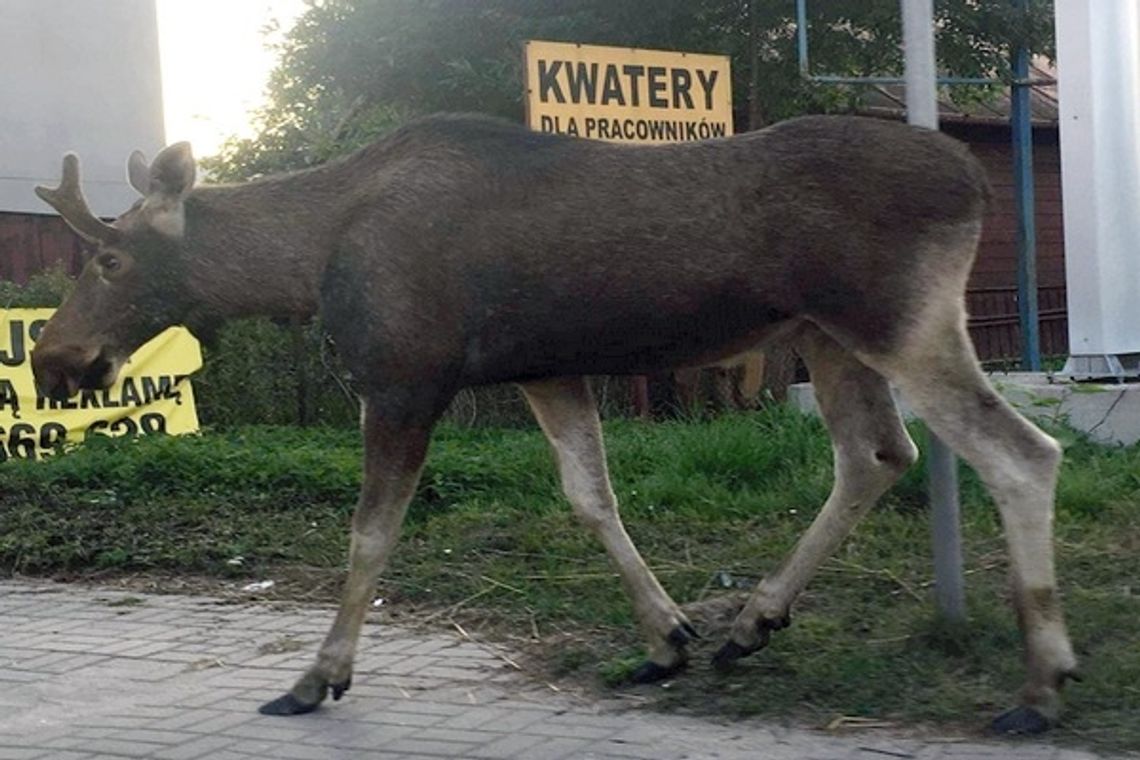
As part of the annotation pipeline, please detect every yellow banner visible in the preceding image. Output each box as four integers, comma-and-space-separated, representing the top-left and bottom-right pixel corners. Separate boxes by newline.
0, 309, 201, 461
524, 39, 734, 144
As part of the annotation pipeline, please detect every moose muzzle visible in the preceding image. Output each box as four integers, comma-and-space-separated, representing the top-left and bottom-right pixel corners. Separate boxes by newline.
31, 342, 118, 401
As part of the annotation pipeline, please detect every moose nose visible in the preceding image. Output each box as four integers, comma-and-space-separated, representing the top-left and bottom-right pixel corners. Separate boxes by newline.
30, 344, 98, 401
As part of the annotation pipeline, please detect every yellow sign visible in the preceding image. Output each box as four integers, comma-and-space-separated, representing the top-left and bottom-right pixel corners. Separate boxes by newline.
524, 39, 734, 144
0, 309, 201, 461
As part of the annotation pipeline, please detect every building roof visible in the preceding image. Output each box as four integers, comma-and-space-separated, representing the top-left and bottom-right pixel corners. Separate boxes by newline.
856, 59, 1058, 127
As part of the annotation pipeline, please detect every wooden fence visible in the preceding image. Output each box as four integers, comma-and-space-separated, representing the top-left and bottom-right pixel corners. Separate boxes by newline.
0, 214, 86, 284
966, 284, 1068, 363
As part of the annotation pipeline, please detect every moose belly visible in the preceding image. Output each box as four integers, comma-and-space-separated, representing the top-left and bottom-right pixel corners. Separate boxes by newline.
461, 290, 794, 384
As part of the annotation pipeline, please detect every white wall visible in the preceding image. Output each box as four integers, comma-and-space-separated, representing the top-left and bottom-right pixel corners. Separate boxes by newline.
1055, 0, 1140, 359
0, 0, 165, 218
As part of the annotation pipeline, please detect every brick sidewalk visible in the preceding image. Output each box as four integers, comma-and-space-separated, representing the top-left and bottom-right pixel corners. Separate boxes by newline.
0, 580, 1116, 759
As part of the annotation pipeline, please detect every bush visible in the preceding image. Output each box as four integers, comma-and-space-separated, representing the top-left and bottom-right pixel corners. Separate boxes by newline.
0, 268, 74, 307
193, 317, 359, 428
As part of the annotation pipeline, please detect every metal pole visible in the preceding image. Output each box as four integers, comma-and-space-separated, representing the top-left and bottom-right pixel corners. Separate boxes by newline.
902, 0, 967, 622
902, 1, 938, 128
796, 0, 810, 76
1012, 0, 1042, 371
926, 424, 964, 617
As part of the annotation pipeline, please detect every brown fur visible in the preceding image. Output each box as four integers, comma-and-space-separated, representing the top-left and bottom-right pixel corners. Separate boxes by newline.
31, 114, 1075, 729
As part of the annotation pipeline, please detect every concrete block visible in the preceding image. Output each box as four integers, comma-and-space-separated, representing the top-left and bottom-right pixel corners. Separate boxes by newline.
789, 373, 1140, 445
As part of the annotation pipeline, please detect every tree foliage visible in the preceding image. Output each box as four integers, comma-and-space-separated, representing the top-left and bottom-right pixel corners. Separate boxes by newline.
204, 0, 1054, 180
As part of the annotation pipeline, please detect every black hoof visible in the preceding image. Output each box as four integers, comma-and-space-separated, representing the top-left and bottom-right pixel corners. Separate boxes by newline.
991, 705, 1055, 735
629, 659, 686, 684
765, 614, 791, 632
711, 614, 789, 671
667, 622, 701, 647
258, 692, 321, 716
711, 639, 760, 671
331, 677, 352, 701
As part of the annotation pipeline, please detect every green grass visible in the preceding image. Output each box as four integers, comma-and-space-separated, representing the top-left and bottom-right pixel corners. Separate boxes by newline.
1, 408, 1138, 750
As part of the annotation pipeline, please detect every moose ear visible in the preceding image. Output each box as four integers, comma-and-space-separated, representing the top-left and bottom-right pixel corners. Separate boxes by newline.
148, 142, 195, 199
127, 150, 150, 195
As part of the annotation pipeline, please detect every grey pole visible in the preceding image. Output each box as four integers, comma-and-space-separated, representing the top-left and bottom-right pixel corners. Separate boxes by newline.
902, 1, 938, 128
1012, 0, 1042, 371
901, 0, 967, 622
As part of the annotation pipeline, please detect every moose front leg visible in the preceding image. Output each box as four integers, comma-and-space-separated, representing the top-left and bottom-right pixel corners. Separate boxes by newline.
522, 378, 698, 682
260, 402, 433, 715
714, 328, 917, 668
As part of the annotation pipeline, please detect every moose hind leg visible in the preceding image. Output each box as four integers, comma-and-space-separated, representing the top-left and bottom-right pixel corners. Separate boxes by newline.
858, 301, 1078, 733
260, 401, 434, 715
714, 326, 917, 667
522, 377, 698, 682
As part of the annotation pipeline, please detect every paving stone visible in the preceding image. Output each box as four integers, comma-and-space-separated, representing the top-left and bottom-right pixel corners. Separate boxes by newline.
468, 731, 550, 758
228, 741, 344, 760
183, 752, 248, 760
220, 720, 312, 743
383, 698, 470, 718
356, 708, 445, 728
149, 733, 236, 760
410, 726, 499, 744
21, 752, 90, 760
24, 636, 115, 653
296, 722, 416, 749
439, 705, 518, 730
105, 728, 203, 746
37, 653, 110, 674
582, 737, 687, 759
0, 669, 39, 684
517, 736, 597, 760
78, 738, 168, 758
183, 710, 258, 735
383, 736, 481, 756
68, 715, 155, 730
0, 748, 49, 760
0, 581, 1118, 760
171, 688, 250, 710
1056, 751, 1108, 760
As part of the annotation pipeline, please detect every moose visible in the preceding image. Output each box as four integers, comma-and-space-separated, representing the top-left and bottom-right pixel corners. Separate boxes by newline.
32, 113, 1078, 733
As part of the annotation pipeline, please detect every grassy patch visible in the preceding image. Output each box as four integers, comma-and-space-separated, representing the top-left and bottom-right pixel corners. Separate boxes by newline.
1, 408, 1138, 750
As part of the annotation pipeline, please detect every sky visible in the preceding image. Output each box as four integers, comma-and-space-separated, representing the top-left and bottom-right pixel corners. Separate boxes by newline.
155, 0, 307, 158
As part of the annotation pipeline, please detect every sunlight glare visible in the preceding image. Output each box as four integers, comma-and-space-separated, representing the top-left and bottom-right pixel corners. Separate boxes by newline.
155, 0, 306, 159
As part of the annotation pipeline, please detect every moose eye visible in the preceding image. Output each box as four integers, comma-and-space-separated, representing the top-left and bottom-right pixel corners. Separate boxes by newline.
98, 254, 121, 273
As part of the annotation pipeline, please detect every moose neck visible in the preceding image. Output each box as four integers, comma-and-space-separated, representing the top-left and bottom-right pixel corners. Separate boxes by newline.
180, 170, 344, 321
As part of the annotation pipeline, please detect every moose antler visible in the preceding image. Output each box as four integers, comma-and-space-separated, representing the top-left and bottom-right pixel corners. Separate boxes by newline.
35, 154, 122, 245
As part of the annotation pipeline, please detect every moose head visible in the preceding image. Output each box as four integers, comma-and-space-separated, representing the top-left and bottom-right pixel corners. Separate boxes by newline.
31, 145, 197, 400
